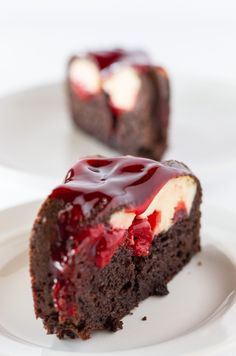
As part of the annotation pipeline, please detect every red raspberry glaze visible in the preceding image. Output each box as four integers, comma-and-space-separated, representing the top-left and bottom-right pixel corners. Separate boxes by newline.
88, 49, 124, 70
70, 81, 97, 101
50, 157, 190, 216
50, 156, 191, 264
128, 217, 153, 257
50, 156, 192, 319
173, 200, 188, 223
88, 49, 150, 71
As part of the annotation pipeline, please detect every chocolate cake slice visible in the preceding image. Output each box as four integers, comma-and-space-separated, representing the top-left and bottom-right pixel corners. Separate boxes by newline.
67, 49, 170, 160
30, 156, 201, 339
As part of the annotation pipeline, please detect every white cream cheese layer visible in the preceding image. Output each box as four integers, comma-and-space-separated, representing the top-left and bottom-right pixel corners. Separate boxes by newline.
102, 66, 141, 111
69, 59, 101, 94
69, 58, 141, 110
110, 176, 197, 235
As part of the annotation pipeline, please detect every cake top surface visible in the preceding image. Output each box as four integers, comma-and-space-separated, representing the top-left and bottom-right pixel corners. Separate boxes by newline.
50, 156, 193, 219
77, 48, 150, 72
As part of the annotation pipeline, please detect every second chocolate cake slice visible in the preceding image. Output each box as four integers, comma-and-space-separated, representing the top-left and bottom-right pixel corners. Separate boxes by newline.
67, 49, 170, 160
30, 155, 201, 339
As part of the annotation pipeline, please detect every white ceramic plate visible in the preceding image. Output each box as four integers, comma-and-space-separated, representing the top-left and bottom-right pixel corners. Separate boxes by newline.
0, 77, 235, 181
0, 201, 235, 355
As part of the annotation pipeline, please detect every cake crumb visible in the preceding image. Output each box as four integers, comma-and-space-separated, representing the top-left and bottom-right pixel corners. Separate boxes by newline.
197, 261, 202, 266
141, 316, 147, 321
42, 217, 47, 224
129, 312, 133, 315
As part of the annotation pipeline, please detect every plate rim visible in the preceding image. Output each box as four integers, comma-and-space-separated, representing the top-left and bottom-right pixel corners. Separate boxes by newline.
0, 78, 236, 180
0, 200, 236, 356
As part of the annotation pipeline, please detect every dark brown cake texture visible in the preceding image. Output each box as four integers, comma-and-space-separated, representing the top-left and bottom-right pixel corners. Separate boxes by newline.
67, 49, 170, 160
30, 156, 201, 339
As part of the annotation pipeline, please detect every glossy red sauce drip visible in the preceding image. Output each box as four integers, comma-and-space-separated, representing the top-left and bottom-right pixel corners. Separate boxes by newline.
50, 156, 191, 318
147, 210, 161, 232
70, 81, 97, 101
50, 157, 190, 266
128, 217, 152, 256
88, 49, 149, 71
173, 200, 188, 223
108, 103, 124, 117
88, 49, 124, 70
50, 157, 188, 216
53, 280, 77, 320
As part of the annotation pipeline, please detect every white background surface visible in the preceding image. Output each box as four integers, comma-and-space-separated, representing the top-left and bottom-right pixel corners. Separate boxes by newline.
1, 0, 236, 95
0, 0, 236, 212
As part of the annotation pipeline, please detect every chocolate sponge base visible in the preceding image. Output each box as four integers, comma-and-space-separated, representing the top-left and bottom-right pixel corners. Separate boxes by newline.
30, 191, 201, 340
